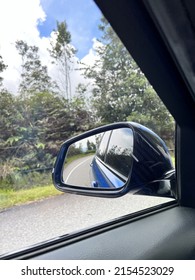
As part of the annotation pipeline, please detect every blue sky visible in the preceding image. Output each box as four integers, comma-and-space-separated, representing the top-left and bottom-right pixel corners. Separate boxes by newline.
38, 0, 102, 59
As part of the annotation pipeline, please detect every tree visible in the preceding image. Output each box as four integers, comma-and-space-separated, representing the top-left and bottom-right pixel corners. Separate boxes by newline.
0, 55, 7, 88
87, 140, 96, 152
83, 18, 149, 122
15, 40, 56, 95
42, 94, 94, 153
0, 91, 18, 163
0, 91, 94, 179
0, 42, 94, 187
82, 18, 174, 143
49, 21, 76, 99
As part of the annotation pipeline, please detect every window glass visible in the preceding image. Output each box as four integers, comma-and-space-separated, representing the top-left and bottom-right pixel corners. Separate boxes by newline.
96, 131, 111, 161
105, 128, 134, 177
0, 0, 175, 256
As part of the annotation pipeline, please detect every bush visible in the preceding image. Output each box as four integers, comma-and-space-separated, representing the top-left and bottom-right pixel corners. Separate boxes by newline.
0, 171, 52, 191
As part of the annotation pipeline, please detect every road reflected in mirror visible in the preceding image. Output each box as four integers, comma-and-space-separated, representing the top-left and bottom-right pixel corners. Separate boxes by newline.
63, 154, 95, 187
63, 127, 134, 188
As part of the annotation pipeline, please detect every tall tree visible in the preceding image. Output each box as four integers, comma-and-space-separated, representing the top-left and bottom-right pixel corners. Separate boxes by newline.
15, 40, 56, 95
49, 21, 76, 99
83, 18, 174, 143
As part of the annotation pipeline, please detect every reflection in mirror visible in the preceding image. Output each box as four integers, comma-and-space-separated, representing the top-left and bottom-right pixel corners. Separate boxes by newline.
62, 127, 134, 189
63, 134, 100, 188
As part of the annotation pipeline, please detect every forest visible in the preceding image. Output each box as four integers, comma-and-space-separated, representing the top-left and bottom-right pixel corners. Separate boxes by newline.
0, 19, 175, 191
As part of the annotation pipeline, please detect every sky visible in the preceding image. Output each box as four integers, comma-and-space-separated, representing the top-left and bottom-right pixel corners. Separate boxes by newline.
0, 0, 102, 93
39, 0, 102, 58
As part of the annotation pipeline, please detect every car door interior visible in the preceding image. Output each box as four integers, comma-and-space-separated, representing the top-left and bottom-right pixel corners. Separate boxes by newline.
4, 0, 195, 260
31, 206, 195, 260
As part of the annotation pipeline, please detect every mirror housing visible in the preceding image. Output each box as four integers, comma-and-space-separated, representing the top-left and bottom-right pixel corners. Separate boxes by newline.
52, 122, 175, 198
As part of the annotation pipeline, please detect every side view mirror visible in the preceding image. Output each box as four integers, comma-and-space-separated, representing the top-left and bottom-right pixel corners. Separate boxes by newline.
52, 122, 176, 198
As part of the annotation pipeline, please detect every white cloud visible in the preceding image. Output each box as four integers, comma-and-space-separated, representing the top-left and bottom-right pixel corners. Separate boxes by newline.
0, 0, 98, 95
0, 0, 45, 43
81, 38, 101, 66
0, 0, 46, 93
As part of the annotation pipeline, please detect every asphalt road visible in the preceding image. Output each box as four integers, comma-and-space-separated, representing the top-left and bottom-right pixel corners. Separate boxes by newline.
0, 192, 173, 256
63, 155, 94, 187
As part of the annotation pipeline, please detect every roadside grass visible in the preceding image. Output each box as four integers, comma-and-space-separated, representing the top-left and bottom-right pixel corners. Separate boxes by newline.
0, 185, 61, 210
0, 153, 94, 210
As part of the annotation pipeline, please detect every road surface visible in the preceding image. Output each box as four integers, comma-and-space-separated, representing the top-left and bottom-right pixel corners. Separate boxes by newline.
63, 155, 93, 187
0, 192, 173, 256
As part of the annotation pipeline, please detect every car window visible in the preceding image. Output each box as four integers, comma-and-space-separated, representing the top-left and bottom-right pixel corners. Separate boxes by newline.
96, 131, 111, 161
0, 0, 176, 256
105, 128, 134, 178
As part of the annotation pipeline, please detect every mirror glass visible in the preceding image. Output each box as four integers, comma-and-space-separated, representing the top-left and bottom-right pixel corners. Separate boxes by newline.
62, 127, 134, 188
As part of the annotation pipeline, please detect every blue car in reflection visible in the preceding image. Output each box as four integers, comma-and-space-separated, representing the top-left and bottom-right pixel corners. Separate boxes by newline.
91, 157, 126, 188
90, 123, 174, 191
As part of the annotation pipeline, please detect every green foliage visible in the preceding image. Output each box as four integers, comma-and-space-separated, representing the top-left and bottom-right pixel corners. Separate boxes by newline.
87, 140, 96, 151
49, 21, 76, 99
82, 17, 175, 143
51, 21, 72, 58
0, 54, 7, 87
0, 170, 52, 191
127, 86, 175, 144
67, 144, 83, 157
15, 40, 57, 95
0, 16, 175, 195
0, 89, 94, 190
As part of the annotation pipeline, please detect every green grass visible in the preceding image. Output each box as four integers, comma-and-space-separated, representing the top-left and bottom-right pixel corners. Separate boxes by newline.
0, 153, 94, 210
0, 185, 61, 210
